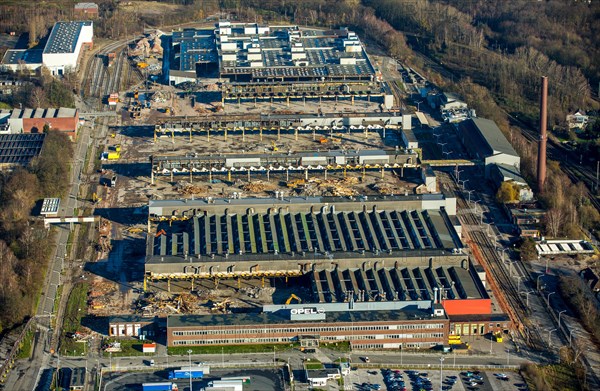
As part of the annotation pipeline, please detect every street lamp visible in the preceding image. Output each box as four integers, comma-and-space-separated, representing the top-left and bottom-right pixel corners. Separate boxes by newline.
515, 275, 524, 291
558, 310, 567, 326
439, 356, 444, 391
548, 328, 557, 347
537, 274, 544, 291
569, 329, 579, 346
547, 291, 555, 306
523, 290, 534, 307
464, 189, 474, 203
187, 349, 192, 391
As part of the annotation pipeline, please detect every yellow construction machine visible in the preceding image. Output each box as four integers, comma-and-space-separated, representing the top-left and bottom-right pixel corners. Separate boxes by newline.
285, 294, 302, 305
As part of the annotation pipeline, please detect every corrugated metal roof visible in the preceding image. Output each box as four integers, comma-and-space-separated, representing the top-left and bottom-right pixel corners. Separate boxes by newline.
470, 117, 518, 157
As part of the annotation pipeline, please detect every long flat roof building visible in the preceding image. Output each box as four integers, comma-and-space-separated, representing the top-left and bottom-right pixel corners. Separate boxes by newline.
145, 196, 463, 279
167, 306, 449, 350
457, 118, 520, 177
169, 22, 393, 108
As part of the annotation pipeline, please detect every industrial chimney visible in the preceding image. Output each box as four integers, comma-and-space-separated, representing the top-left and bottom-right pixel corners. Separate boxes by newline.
537, 76, 548, 192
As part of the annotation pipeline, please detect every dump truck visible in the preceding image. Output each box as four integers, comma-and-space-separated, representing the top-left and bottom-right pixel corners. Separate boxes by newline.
107, 151, 120, 160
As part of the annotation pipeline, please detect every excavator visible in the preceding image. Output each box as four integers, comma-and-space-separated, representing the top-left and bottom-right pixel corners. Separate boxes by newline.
285, 294, 302, 305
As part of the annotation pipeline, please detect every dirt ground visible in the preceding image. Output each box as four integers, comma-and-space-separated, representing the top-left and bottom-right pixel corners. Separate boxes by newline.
119, 1, 187, 16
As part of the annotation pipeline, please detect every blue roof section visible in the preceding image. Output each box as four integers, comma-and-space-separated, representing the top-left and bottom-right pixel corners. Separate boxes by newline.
43, 21, 92, 54
2, 49, 42, 65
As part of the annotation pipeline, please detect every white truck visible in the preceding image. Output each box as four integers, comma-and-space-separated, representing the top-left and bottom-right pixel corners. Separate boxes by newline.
205, 380, 243, 391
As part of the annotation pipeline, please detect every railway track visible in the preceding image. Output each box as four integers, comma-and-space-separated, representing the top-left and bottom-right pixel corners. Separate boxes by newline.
440, 172, 546, 351
508, 112, 600, 211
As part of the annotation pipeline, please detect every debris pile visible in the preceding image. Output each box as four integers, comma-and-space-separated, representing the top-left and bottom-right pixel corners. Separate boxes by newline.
242, 180, 276, 193
88, 279, 118, 314
301, 177, 359, 197
372, 182, 397, 195
176, 182, 208, 196
96, 218, 112, 256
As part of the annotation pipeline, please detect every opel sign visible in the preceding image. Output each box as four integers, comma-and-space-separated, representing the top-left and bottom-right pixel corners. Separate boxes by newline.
290, 307, 325, 315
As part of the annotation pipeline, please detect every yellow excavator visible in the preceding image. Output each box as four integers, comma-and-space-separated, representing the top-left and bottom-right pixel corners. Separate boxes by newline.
285, 294, 302, 305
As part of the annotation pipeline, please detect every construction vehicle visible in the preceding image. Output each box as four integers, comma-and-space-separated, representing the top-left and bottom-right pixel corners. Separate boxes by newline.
319, 136, 328, 144
271, 141, 279, 151
134, 90, 139, 100
285, 294, 302, 305
164, 107, 171, 114
137, 62, 149, 69
115, 144, 121, 152
494, 332, 503, 343
155, 229, 166, 237
211, 298, 232, 313
107, 151, 120, 160
287, 179, 306, 189
92, 193, 102, 204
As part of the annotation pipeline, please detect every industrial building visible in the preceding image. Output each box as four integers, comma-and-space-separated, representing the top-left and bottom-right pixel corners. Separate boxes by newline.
1, 21, 93, 75
457, 118, 520, 177
74, 2, 99, 18
167, 306, 449, 350
151, 148, 418, 183
69, 367, 86, 391
163, 261, 504, 349
0, 107, 79, 139
145, 195, 463, 279
0, 133, 45, 169
155, 112, 416, 146
169, 22, 393, 108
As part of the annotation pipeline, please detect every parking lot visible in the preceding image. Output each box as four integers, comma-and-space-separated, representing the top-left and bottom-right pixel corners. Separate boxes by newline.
101, 367, 285, 391
344, 368, 528, 391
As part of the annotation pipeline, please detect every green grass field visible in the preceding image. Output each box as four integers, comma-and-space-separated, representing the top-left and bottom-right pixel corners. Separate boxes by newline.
59, 282, 89, 356
168, 342, 299, 356
15, 329, 34, 360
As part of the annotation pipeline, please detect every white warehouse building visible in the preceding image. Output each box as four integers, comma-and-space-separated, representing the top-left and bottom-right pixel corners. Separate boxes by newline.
2, 21, 93, 75
43, 21, 93, 75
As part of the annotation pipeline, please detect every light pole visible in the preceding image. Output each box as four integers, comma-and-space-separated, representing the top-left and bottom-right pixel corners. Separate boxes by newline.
537, 274, 544, 291
439, 356, 444, 391
558, 310, 567, 326
506, 348, 510, 365
523, 290, 534, 307
490, 333, 493, 354
546, 291, 555, 306
187, 349, 192, 391
545, 257, 549, 274
464, 189, 474, 203
548, 328, 557, 347
515, 275, 524, 291
569, 329, 578, 346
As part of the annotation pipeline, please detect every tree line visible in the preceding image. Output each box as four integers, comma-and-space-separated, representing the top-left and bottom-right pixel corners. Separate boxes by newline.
0, 131, 73, 333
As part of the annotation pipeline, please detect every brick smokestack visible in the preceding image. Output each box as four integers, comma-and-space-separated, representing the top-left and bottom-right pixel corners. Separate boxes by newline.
537, 76, 548, 192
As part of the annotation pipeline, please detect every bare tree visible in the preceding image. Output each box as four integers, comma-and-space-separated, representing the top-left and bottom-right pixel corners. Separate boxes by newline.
545, 208, 564, 238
